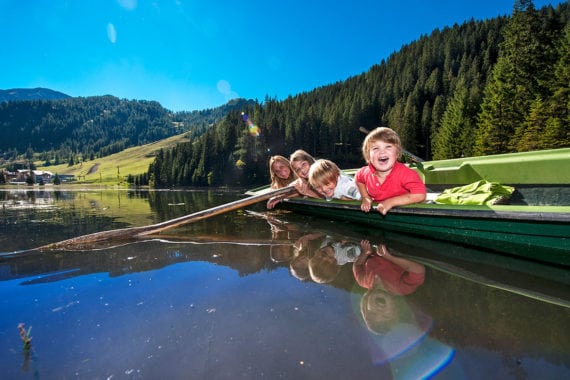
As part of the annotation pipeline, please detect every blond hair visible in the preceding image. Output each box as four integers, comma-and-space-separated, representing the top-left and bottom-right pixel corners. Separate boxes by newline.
308, 159, 340, 189
290, 149, 316, 166
361, 127, 403, 163
269, 155, 296, 189
289, 255, 310, 281
308, 252, 340, 284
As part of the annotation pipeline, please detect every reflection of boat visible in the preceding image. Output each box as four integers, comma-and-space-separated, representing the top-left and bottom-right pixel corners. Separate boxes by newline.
248, 148, 570, 266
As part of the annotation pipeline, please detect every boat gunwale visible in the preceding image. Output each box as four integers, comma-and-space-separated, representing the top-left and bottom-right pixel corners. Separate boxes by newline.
280, 197, 570, 223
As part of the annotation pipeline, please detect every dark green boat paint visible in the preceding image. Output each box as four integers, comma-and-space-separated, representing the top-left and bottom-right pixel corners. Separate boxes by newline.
278, 198, 570, 266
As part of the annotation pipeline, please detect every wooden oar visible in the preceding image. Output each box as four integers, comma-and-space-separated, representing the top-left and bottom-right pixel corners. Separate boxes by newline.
37, 185, 297, 252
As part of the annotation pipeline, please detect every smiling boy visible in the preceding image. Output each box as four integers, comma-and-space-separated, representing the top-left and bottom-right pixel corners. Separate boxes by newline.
308, 159, 361, 201
355, 127, 426, 215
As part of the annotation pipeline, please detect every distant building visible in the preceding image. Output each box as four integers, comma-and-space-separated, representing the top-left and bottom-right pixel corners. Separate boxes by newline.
15, 169, 53, 183
7, 170, 75, 184
58, 174, 75, 182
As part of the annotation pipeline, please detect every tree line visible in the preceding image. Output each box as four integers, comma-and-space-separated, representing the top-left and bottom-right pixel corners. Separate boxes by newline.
0, 95, 255, 167
138, 0, 569, 188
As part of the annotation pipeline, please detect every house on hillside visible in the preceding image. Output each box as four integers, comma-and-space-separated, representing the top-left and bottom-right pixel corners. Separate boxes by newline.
15, 169, 53, 184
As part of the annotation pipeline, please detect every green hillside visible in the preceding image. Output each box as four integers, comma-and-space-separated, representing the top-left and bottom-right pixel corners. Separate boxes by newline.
37, 133, 191, 186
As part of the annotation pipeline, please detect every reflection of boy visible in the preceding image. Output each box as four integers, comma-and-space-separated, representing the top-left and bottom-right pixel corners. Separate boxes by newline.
289, 254, 310, 281
320, 236, 362, 265
308, 245, 341, 283
352, 242, 444, 372
354, 240, 425, 295
354, 240, 425, 334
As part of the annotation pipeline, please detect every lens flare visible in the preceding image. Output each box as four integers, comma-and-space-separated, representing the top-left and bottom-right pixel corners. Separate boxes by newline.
241, 112, 260, 137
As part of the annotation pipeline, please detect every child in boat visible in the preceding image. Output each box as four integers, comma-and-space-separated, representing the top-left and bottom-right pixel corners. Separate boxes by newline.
308, 159, 361, 201
267, 151, 323, 209
355, 127, 426, 215
267, 155, 298, 209
269, 155, 297, 189
289, 149, 322, 199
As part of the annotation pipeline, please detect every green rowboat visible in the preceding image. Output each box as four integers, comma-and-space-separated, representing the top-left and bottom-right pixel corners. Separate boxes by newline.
251, 148, 570, 266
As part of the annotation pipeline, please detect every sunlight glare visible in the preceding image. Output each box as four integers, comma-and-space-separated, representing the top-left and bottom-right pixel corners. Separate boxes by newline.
217, 79, 231, 94
107, 23, 117, 44
118, 0, 137, 11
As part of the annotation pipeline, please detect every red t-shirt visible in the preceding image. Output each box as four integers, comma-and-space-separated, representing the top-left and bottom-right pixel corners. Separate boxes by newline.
353, 255, 425, 295
355, 162, 426, 202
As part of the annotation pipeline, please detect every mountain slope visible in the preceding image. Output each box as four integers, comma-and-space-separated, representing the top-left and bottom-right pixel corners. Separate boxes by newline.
0, 95, 256, 164
37, 132, 192, 184
0, 87, 71, 102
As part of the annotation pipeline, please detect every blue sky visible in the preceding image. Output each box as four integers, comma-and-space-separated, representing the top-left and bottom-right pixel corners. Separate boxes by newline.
0, 0, 563, 112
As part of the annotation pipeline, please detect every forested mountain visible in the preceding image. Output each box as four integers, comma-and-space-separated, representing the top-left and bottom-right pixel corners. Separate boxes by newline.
143, 0, 569, 188
1, 1, 567, 189
0, 87, 71, 102
0, 95, 255, 166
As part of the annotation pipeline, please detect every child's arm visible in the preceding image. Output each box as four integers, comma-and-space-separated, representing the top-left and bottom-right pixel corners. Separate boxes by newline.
294, 232, 324, 251
355, 239, 374, 266
266, 191, 301, 209
357, 182, 373, 212
294, 178, 322, 198
376, 193, 426, 215
376, 245, 425, 275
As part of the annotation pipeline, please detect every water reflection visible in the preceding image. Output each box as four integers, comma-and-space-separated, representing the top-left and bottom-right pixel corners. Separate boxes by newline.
350, 242, 455, 377
354, 242, 425, 329
0, 190, 569, 379
0, 189, 242, 252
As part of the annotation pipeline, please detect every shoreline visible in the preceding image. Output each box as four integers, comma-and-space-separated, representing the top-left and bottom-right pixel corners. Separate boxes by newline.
0, 183, 246, 193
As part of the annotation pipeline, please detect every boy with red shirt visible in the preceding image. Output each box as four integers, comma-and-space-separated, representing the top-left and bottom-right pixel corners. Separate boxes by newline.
355, 127, 426, 215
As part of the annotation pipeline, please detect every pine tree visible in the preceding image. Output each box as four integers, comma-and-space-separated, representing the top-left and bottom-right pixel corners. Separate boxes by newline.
475, 0, 542, 154
547, 23, 570, 147
516, 97, 549, 151
434, 86, 470, 159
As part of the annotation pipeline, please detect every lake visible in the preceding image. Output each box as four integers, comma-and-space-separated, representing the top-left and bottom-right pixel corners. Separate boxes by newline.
1, 188, 569, 379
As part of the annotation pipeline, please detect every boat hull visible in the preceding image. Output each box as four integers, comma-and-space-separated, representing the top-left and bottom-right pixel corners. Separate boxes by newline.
278, 198, 570, 266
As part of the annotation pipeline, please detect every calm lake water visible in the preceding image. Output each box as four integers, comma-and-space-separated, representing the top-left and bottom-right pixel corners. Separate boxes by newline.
1, 188, 569, 379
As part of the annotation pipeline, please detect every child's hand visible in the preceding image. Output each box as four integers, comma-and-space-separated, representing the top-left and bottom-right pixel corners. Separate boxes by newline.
267, 196, 281, 210
361, 197, 373, 212
294, 235, 310, 251
360, 240, 373, 255
376, 200, 393, 215
376, 244, 389, 257
293, 178, 307, 195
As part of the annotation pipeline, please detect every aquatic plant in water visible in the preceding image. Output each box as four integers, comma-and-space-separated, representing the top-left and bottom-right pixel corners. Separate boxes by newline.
18, 323, 32, 350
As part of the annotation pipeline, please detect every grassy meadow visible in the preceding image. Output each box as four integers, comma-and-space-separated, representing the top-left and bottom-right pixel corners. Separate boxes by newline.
36, 133, 191, 186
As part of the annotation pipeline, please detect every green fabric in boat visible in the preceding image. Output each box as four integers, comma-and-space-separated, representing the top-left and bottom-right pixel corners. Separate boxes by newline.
435, 180, 515, 205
